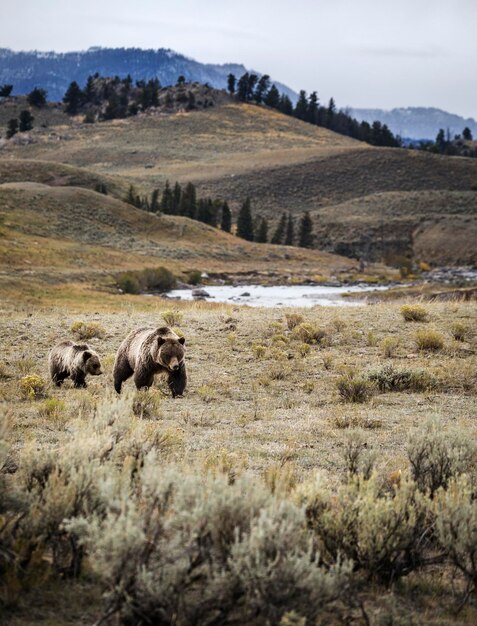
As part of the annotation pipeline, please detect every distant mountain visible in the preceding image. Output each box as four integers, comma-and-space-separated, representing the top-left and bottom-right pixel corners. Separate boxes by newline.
349, 107, 477, 141
0, 47, 296, 103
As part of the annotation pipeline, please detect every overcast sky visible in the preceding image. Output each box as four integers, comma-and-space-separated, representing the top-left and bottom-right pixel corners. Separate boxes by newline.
2, 0, 476, 118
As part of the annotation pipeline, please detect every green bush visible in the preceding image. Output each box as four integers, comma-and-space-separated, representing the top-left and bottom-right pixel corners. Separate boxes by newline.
185, 269, 202, 285
368, 364, 438, 393
116, 266, 176, 294
20, 374, 47, 400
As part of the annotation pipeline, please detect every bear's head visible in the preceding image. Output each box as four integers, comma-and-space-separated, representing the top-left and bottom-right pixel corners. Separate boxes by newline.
155, 335, 185, 372
83, 351, 103, 376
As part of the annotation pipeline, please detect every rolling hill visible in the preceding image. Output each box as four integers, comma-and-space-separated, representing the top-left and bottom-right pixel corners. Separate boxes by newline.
1, 96, 476, 271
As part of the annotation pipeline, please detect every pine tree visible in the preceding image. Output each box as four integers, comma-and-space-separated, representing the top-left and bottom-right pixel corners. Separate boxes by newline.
326, 97, 336, 128
285, 213, 294, 245
227, 73, 236, 95
294, 90, 308, 120
278, 94, 293, 116
236, 198, 254, 241
264, 84, 280, 109
237, 73, 250, 101
172, 182, 182, 214
151, 189, 160, 213
298, 211, 314, 248
18, 110, 34, 132
221, 201, 232, 232
179, 182, 197, 219
27, 87, 47, 107
0, 85, 13, 97
306, 92, 319, 124
271, 212, 287, 244
126, 184, 137, 206
254, 75, 270, 104
6, 118, 18, 139
63, 81, 84, 114
255, 217, 268, 243
463, 127, 473, 141
160, 182, 173, 214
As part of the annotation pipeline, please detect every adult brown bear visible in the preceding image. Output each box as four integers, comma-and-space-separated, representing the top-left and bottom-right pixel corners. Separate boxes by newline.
113, 326, 187, 397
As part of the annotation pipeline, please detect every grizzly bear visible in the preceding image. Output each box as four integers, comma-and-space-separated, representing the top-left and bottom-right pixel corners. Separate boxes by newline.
113, 326, 187, 397
49, 341, 103, 388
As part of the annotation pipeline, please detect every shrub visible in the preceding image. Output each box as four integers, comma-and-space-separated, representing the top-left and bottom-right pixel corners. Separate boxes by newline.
435, 477, 477, 593
336, 374, 375, 403
400, 304, 428, 322
116, 271, 141, 294
381, 336, 399, 358
162, 309, 183, 326
341, 430, 376, 478
37, 398, 66, 420
322, 352, 334, 370
116, 267, 176, 294
298, 343, 311, 357
291, 323, 326, 345
407, 419, 476, 497
299, 473, 432, 583
268, 363, 291, 380
368, 364, 438, 393
20, 374, 47, 400
414, 329, 444, 352
285, 313, 304, 330
15, 357, 36, 375
132, 390, 162, 418
251, 343, 266, 359
69, 469, 352, 626
451, 322, 470, 342
185, 269, 202, 285
70, 320, 105, 340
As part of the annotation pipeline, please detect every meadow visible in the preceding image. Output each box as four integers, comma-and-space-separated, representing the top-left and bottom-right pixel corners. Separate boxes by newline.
1, 295, 476, 625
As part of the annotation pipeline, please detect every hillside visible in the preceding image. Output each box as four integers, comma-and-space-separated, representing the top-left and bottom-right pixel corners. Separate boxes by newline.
350, 106, 477, 141
0, 180, 363, 306
310, 190, 477, 265
1, 100, 476, 268
0, 47, 297, 103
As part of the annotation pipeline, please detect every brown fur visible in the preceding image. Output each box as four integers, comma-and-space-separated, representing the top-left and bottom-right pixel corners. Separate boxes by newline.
113, 326, 187, 397
49, 341, 103, 388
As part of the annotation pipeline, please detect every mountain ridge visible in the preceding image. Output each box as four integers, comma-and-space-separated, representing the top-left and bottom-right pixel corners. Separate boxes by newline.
0, 46, 297, 103
349, 106, 477, 141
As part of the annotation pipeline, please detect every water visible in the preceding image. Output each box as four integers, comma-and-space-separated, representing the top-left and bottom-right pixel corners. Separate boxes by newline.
165, 283, 390, 308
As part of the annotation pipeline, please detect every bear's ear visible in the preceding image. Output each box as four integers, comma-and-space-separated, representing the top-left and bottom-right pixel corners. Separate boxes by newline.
82, 351, 92, 362
178, 337, 185, 345
157, 337, 166, 346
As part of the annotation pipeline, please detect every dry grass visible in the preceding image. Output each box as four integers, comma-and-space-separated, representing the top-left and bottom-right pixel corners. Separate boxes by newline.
1, 298, 477, 624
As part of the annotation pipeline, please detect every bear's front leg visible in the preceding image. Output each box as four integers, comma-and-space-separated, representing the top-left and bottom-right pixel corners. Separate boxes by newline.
168, 363, 187, 398
72, 371, 87, 388
53, 370, 69, 387
133, 368, 155, 390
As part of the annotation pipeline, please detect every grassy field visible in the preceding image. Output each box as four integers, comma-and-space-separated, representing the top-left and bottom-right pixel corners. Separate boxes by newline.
1, 296, 477, 624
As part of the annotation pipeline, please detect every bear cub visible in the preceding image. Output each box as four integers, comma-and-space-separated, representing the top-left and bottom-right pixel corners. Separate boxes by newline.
49, 341, 103, 388
113, 326, 187, 397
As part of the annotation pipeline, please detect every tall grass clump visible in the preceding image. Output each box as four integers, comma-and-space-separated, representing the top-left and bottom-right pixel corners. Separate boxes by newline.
162, 309, 183, 326
70, 320, 105, 340
400, 304, 428, 322
414, 329, 445, 352
285, 312, 304, 330
291, 323, 326, 345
